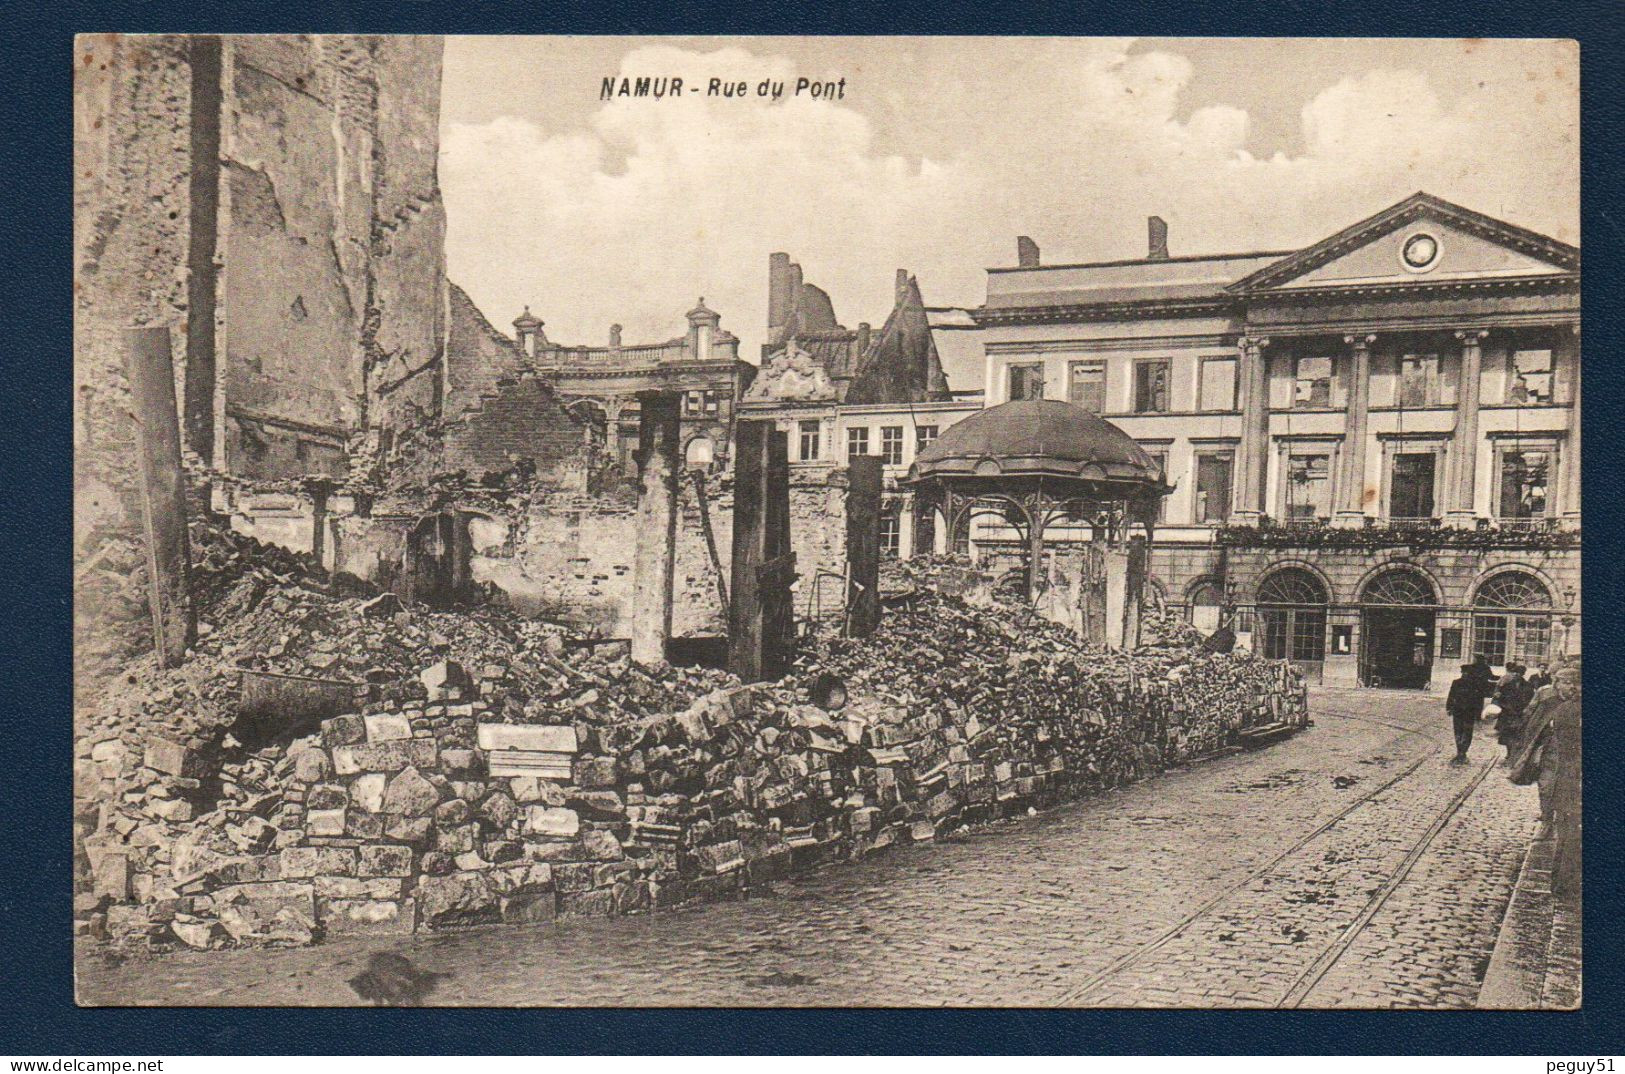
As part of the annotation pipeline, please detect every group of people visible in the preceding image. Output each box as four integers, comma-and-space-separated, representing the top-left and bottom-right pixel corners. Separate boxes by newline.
1446, 654, 1581, 898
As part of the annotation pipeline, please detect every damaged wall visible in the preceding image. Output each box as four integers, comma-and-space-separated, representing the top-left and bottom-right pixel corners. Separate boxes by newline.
74, 35, 449, 697
220, 35, 448, 480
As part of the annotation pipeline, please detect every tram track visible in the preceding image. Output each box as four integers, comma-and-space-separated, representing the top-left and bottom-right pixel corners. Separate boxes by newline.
1054, 699, 1487, 1008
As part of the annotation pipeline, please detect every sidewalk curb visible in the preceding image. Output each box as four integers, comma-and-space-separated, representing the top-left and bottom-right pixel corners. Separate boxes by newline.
1477, 837, 1579, 1009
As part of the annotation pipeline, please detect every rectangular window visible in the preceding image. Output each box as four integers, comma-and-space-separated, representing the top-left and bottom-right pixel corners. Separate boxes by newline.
1134, 360, 1170, 413
704, 390, 720, 415
1508, 349, 1554, 404
1008, 362, 1045, 401
1398, 353, 1441, 408
1293, 356, 1334, 408
915, 425, 939, 453
879, 515, 901, 558
880, 426, 905, 466
683, 390, 704, 416
846, 426, 870, 462
1195, 453, 1233, 523
1068, 361, 1106, 413
1498, 448, 1551, 519
798, 420, 821, 462
1199, 357, 1238, 412
1285, 452, 1332, 520
1389, 451, 1437, 519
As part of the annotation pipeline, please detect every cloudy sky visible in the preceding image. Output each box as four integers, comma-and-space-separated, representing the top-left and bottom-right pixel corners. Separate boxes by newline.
439, 36, 1577, 363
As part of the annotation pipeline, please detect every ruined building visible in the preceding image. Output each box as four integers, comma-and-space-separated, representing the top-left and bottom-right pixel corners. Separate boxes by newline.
741, 254, 984, 581
510, 299, 755, 474
73, 35, 502, 686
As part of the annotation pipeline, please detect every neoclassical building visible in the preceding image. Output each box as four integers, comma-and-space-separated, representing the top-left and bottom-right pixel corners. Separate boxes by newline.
965, 193, 1579, 689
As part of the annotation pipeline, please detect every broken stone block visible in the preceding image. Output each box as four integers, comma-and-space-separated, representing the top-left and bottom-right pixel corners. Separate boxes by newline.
213, 881, 317, 945
91, 850, 131, 901
525, 807, 580, 838
291, 748, 331, 784
306, 808, 347, 837
692, 840, 745, 875
170, 914, 223, 949
433, 798, 471, 827
320, 898, 414, 936
358, 844, 413, 878
360, 593, 402, 619
314, 876, 403, 899
149, 797, 195, 823
578, 829, 623, 862
307, 783, 348, 811
144, 737, 197, 778
345, 811, 385, 840
381, 766, 440, 816
479, 791, 517, 830
331, 739, 437, 776
414, 870, 497, 928
498, 892, 555, 924
440, 749, 482, 775
279, 846, 357, 879
384, 816, 433, 847
321, 715, 367, 749
573, 757, 619, 789
435, 823, 478, 855
510, 777, 567, 805
419, 660, 471, 703
364, 713, 413, 744
475, 723, 577, 753
349, 773, 387, 814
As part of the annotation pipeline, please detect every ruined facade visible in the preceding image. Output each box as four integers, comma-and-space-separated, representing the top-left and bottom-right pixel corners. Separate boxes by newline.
74, 35, 451, 689
512, 301, 755, 475
742, 255, 983, 572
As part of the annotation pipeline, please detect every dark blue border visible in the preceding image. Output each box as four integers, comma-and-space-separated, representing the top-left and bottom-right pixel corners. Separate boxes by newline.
10, 0, 1624, 1054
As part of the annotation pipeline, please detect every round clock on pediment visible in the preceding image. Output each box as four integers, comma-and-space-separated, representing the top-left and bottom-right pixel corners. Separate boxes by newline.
1400, 231, 1441, 272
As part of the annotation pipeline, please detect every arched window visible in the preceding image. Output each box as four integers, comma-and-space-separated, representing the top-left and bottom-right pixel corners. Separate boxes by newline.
1361, 569, 1436, 607
1188, 579, 1223, 633
1257, 568, 1328, 665
684, 436, 716, 470
1473, 571, 1553, 667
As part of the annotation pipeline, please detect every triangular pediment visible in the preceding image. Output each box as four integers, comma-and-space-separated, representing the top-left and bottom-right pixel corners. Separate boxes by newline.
1231, 193, 1578, 293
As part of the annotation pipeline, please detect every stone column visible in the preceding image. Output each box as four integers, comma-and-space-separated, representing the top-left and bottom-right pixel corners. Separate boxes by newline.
1561, 325, 1581, 523
1335, 334, 1375, 527
1447, 330, 1488, 525
631, 390, 682, 667
1233, 335, 1271, 524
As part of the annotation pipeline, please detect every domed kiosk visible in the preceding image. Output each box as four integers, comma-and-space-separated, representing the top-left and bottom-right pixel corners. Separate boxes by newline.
904, 399, 1171, 635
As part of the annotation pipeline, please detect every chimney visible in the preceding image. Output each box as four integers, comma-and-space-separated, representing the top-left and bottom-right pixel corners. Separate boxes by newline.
1017, 235, 1040, 268
856, 321, 872, 356
895, 268, 910, 305
1147, 216, 1169, 260
768, 252, 792, 333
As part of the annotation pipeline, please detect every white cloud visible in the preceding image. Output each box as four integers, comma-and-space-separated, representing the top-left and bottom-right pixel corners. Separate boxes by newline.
442, 44, 976, 352
441, 38, 1577, 375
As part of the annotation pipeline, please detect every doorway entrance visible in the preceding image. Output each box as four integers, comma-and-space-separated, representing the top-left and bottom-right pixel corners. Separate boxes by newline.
1361, 606, 1436, 688
1358, 568, 1439, 689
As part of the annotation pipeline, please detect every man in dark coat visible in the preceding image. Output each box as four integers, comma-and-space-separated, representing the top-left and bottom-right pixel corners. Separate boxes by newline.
1511, 664, 1581, 896
1494, 662, 1536, 764
1446, 662, 1492, 764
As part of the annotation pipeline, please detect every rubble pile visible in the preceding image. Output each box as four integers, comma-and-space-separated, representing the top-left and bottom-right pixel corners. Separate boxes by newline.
76, 540, 1306, 950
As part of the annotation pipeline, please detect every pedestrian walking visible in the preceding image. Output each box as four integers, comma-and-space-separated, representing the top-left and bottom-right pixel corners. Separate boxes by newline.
1445, 661, 1492, 765
1527, 662, 1553, 691
1494, 662, 1535, 765
1508, 663, 1581, 895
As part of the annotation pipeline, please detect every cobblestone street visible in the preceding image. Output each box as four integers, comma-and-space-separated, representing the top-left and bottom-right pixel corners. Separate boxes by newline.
77, 687, 1542, 1008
